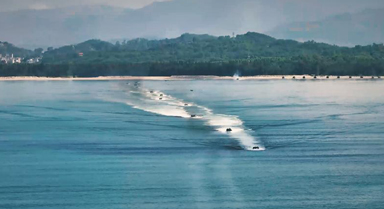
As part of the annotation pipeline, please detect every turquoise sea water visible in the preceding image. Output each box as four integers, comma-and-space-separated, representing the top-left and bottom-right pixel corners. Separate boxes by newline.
0, 79, 384, 209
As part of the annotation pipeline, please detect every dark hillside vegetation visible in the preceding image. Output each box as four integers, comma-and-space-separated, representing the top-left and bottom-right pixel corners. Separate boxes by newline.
0, 41, 33, 57
1, 32, 384, 77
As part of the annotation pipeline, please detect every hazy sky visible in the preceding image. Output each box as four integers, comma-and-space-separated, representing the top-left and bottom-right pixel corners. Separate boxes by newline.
0, 0, 382, 13
0, 0, 168, 11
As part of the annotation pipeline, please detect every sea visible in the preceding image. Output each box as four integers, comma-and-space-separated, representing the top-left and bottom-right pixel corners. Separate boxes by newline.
0, 79, 383, 209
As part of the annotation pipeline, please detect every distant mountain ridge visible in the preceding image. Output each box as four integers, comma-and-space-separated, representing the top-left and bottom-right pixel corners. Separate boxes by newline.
1, 0, 383, 48
269, 8, 384, 46
0, 5, 128, 49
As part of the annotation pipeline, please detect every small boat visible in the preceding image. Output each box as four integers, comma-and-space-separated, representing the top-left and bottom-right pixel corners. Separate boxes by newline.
252, 146, 260, 150
184, 104, 189, 106
191, 115, 196, 118
226, 128, 232, 132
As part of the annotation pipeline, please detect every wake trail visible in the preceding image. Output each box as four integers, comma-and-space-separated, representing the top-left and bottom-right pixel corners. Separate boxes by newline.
106, 82, 265, 151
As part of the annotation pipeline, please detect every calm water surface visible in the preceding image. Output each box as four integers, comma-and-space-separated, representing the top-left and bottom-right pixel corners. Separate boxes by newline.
0, 79, 383, 209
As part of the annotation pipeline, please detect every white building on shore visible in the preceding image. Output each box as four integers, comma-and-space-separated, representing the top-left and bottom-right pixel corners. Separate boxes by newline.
0, 54, 23, 64
0, 54, 40, 64
26, 57, 42, 64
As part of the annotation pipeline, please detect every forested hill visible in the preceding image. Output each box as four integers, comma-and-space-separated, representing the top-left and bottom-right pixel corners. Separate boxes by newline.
0, 41, 33, 57
1, 32, 384, 77
42, 32, 384, 64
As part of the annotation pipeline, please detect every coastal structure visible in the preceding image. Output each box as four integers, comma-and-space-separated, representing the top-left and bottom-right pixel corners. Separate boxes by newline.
0, 54, 41, 64
0, 54, 22, 64
26, 57, 42, 64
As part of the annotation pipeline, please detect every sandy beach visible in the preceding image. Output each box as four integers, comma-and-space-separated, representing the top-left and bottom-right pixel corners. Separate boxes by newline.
0, 75, 381, 81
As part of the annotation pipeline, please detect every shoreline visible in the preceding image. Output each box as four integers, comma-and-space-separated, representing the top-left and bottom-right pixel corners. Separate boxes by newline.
0, 75, 382, 81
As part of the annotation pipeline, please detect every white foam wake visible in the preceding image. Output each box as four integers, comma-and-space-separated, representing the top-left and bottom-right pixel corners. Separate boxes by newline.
200, 109, 265, 151
110, 83, 265, 151
127, 90, 191, 118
